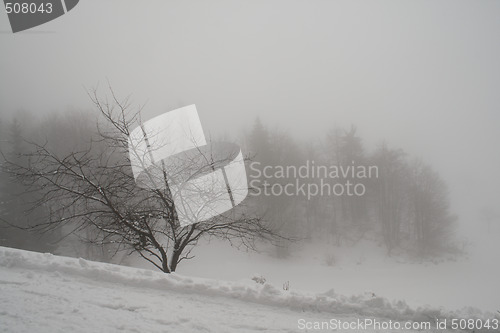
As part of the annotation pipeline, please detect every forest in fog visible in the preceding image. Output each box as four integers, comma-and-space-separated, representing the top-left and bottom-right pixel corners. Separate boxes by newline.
0, 100, 460, 269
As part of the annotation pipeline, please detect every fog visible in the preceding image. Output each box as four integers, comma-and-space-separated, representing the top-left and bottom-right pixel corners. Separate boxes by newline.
2, 1, 499, 236
1, 0, 499, 322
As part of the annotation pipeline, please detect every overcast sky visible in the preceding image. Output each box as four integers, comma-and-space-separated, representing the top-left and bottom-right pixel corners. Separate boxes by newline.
1, 0, 499, 232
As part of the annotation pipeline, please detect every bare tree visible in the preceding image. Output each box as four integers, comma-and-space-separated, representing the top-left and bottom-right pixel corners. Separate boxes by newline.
1, 88, 282, 273
372, 144, 409, 255
409, 159, 456, 256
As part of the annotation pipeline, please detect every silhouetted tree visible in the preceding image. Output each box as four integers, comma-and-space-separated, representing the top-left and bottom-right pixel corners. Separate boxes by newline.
409, 160, 456, 256
372, 144, 409, 254
2, 89, 283, 273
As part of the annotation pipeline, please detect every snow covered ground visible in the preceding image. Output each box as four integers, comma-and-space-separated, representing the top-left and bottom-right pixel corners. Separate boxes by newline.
1, 246, 498, 332
165, 233, 500, 314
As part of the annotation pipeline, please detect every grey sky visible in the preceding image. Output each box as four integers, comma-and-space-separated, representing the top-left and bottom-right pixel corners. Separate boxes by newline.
1, 0, 499, 232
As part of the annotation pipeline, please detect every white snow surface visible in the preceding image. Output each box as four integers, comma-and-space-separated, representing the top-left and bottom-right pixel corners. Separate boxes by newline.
0, 246, 496, 332
173, 237, 500, 313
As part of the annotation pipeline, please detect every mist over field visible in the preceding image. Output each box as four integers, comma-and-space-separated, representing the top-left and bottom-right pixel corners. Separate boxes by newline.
1, 1, 499, 331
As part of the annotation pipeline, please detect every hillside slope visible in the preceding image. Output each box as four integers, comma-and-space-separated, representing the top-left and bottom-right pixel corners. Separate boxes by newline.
0, 247, 495, 332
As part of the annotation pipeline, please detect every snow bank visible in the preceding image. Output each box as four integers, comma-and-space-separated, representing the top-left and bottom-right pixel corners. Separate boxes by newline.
0, 246, 494, 326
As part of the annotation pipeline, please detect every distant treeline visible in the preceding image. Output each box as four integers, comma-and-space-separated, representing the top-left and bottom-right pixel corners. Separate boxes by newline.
242, 118, 458, 258
0, 109, 458, 261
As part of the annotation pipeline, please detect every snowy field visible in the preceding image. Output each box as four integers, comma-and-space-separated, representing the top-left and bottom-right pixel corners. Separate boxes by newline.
1, 246, 498, 333
134, 230, 500, 314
